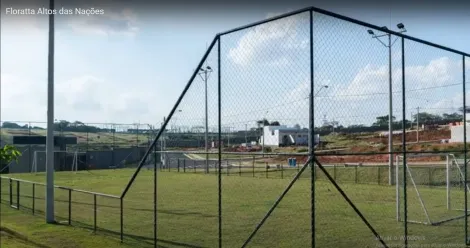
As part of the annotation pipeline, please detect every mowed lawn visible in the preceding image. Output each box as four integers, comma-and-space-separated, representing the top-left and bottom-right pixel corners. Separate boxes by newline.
1, 168, 468, 248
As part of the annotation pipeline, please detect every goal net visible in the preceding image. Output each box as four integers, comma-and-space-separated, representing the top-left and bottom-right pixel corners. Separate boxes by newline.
396, 153, 469, 225
31, 151, 85, 173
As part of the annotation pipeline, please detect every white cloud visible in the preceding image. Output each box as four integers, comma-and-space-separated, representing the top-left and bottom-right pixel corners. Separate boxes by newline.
1, 73, 47, 121
336, 64, 391, 101
338, 56, 462, 102
1, 73, 153, 124
227, 12, 307, 66
67, 8, 139, 37
406, 57, 460, 87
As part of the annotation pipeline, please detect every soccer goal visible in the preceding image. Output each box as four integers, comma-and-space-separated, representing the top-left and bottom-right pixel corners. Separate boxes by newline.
31, 150, 85, 173
396, 153, 470, 225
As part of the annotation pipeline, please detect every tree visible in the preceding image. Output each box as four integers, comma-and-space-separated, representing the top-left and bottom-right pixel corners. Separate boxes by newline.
412, 112, 442, 124
256, 119, 270, 127
442, 113, 463, 122
0, 145, 21, 165
373, 115, 396, 127
270, 121, 281, 126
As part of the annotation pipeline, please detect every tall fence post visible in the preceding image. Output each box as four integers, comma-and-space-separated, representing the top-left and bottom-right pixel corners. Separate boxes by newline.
252, 156, 255, 177
183, 159, 186, 173
463, 55, 468, 245
16, 180, 20, 210
68, 189, 72, 225
378, 167, 381, 185
194, 160, 196, 173
266, 163, 268, 179
401, 36, 408, 247
32, 183, 35, 215
355, 166, 358, 184
93, 194, 97, 233
217, 35, 222, 248
281, 164, 284, 179
428, 167, 432, 187
309, 10, 316, 247
154, 140, 158, 248
177, 159, 180, 172
334, 165, 337, 181
9, 178, 12, 206
120, 198, 123, 243
239, 158, 242, 176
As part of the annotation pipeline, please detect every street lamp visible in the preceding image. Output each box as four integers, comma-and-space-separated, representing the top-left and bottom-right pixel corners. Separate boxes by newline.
367, 23, 407, 186
308, 84, 329, 154
198, 66, 212, 173
315, 85, 328, 97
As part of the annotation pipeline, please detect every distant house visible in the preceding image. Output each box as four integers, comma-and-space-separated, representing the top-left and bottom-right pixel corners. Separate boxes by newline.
259, 125, 319, 147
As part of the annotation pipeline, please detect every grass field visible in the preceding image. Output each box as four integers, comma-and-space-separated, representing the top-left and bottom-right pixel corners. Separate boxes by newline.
1, 167, 468, 248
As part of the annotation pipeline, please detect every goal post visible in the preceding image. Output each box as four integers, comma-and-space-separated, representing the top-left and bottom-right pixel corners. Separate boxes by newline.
31, 150, 85, 173
396, 153, 469, 225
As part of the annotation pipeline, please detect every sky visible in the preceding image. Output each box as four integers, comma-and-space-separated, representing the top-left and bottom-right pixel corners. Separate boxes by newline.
1, 0, 469, 132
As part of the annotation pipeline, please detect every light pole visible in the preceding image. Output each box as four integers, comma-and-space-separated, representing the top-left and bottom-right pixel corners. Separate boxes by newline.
416, 106, 420, 143
46, 0, 55, 224
199, 66, 212, 173
368, 23, 407, 186
308, 85, 328, 151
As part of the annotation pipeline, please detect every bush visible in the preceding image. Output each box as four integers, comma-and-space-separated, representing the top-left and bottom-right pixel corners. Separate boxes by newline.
298, 148, 308, 153
0, 145, 21, 164
264, 147, 272, 153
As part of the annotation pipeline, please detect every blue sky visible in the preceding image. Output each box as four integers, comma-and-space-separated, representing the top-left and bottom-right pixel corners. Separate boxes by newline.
1, 0, 469, 131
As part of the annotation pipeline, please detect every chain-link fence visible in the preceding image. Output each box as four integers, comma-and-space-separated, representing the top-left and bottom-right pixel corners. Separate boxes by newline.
0, 121, 156, 173
120, 6, 469, 248
1, 6, 469, 248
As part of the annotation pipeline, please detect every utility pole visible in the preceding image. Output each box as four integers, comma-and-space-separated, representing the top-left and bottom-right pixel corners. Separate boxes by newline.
416, 107, 420, 143
199, 66, 212, 173
367, 23, 407, 185
161, 117, 165, 167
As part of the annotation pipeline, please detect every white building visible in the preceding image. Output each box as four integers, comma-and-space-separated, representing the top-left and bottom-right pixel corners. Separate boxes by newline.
259, 125, 319, 147
449, 109, 470, 143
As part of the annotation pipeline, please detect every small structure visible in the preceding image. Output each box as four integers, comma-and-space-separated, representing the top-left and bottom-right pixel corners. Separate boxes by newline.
449, 107, 470, 143
259, 125, 319, 147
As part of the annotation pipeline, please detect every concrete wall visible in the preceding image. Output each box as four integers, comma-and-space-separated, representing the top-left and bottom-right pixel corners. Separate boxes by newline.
3, 145, 148, 173
450, 125, 469, 143
7, 145, 64, 173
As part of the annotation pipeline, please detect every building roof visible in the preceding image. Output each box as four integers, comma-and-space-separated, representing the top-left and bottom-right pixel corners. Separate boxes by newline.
264, 125, 307, 132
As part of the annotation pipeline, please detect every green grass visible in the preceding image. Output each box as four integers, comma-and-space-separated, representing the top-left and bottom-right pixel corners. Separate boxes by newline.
1, 168, 468, 248
1, 206, 136, 248
1, 128, 150, 146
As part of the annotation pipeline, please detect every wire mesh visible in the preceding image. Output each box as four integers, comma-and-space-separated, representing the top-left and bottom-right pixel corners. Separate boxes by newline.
1, 7, 469, 248
220, 12, 313, 247
401, 39, 467, 246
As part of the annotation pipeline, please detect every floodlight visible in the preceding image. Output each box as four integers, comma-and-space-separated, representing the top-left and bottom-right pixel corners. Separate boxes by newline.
367, 30, 374, 35
397, 23, 405, 30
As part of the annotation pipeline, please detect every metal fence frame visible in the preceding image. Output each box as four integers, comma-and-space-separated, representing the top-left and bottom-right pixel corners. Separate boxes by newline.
0, 176, 122, 236
121, 6, 469, 248
1, 5, 468, 248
